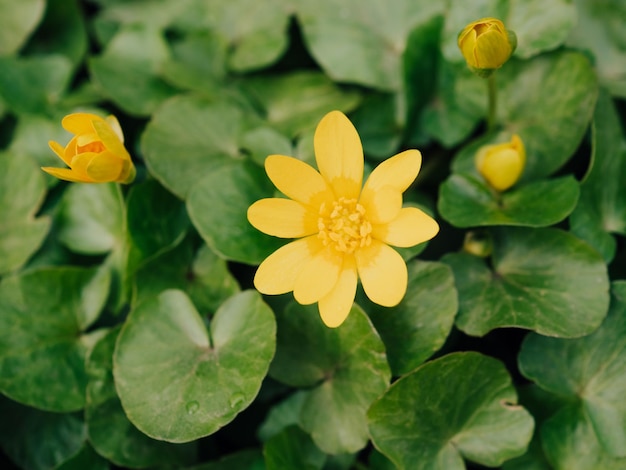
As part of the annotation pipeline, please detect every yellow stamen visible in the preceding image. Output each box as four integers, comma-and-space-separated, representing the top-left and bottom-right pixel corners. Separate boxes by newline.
318, 197, 372, 254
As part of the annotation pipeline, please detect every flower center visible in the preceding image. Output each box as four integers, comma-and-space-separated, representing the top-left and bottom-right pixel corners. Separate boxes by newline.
318, 197, 372, 254
77, 141, 106, 154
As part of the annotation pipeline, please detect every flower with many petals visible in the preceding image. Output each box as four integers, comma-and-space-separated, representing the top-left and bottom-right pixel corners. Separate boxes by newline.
247, 111, 439, 327
43, 113, 135, 184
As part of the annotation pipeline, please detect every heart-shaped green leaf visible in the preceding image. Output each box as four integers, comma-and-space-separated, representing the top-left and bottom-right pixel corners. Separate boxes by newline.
368, 352, 534, 470
0, 152, 50, 275
270, 302, 390, 454
86, 327, 196, 467
519, 281, 626, 457
438, 173, 580, 227
114, 290, 276, 442
0, 267, 110, 411
187, 160, 284, 265
570, 90, 626, 262
0, 0, 45, 55
364, 260, 458, 376
443, 227, 609, 337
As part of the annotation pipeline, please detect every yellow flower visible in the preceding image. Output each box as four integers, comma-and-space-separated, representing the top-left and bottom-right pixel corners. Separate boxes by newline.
247, 111, 439, 328
458, 17, 516, 75
42, 113, 136, 184
475, 134, 525, 191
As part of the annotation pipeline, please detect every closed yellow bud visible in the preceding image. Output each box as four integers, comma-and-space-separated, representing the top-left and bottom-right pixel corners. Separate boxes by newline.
475, 134, 525, 191
458, 18, 516, 76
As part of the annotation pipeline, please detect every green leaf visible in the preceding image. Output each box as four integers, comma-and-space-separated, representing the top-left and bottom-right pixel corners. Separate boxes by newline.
134, 237, 240, 314
0, 267, 110, 411
0, 398, 86, 470
270, 303, 390, 454
114, 290, 276, 442
57, 183, 125, 255
540, 405, 626, 470
0, 152, 50, 275
364, 261, 458, 376
443, 227, 610, 337
238, 71, 361, 137
368, 352, 534, 469
186, 449, 265, 470
567, 0, 626, 97
297, 0, 444, 90
187, 160, 284, 265
264, 426, 326, 470
519, 281, 626, 457
0, 55, 73, 115
348, 93, 401, 160
570, 90, 626, 262
241, 126, 293, 167
258, 391, 307, 442
86, 328, 196, 468
438, 173, 580, 227
55, 444, 109, 470
0, 0, 45, 55
142, 95, 252, 199
89, 24, 178, 116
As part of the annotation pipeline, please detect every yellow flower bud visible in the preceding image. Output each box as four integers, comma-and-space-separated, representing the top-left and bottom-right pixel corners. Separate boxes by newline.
458, 18, 516, 76
463, 230, 493, 258
43, 113, 136, 184
475, 134, 525, 192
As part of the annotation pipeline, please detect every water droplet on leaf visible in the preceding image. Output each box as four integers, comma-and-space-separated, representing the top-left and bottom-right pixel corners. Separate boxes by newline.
229, 393, 245, 409
186, 401, 199, 415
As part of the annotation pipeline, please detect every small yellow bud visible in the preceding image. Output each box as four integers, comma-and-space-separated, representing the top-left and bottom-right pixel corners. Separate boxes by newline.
463, 230, 493, 257
458, 18, 516, 77
475, 134, 525, 192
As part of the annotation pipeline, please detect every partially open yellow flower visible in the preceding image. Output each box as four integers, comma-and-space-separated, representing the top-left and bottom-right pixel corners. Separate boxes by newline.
458, 17, 516, 76
475, 134, 525, 191
248, 111, 439, 328
43, 113, 135, 184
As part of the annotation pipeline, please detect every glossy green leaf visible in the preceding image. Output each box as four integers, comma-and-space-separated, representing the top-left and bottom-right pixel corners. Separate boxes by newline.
142, 95, 253, 199
238, 71, 360, 137
368, 352, 534, 470
519, 281, 626, 457
0, 398, 86, 470
444, 227, 609, 337
0, 267, 110, 411
241, 126, 293, 167
57, 183, 125, 255
258, 391, 307, 442
264, 426, 326, 470
567, 0, 626, 97
270, 303, 390, 454
438, 173, 580, 227
570, 90, 626, 262
187, 160, 284, 265
0, 55, 73, 115
442, 0, 576, 61
364, 261, 458, 376
0, 152, 50, 275
86, 328, 196, 468
55, 444, 109, 470
114, 290, 276, 442
89, 24, 178, 116
186, 449, 265, 470
297, 0, 444, 90
134, 237, 240, 314
0, 0, 45, 55
348, 93, 401, 160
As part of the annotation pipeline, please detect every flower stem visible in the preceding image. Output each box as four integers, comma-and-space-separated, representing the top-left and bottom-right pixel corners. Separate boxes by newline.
487, 73, 497, 131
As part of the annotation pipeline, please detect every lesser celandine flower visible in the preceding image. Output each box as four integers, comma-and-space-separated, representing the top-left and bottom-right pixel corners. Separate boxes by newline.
475, 134, 525, 191
458, 17, 516, 77
43, 113, 135, 184
247, 111, 439, 328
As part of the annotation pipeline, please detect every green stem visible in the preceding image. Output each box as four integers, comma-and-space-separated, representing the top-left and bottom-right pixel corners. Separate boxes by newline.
487, 73, 497, 131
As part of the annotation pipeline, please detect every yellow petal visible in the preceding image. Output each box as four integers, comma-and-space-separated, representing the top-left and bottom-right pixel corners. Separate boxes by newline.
70, 152, 97, 181
92, 118, 131, 160
360, 187, 402, 225
41, 167, 92, 183
106, 115, 125, 143
62, 113, 103, 135
476, 29, 512, 69
247, 198, 318, 238
314, 111, 363, 199
318, 256, 357, 328
372, 207, 439, 247
293, 245, 343, 305
265, 155, 334, 207
86, 152, 125, 182
254, 236, 321, 295
49, 140, 72, 166
356, 240, 407, 307
362, 149, 422, 194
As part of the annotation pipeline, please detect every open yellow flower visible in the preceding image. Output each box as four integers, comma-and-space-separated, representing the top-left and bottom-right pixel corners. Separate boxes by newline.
475, 134, 525, 191
43, 113, 136, 184
248, 111, 439, 327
